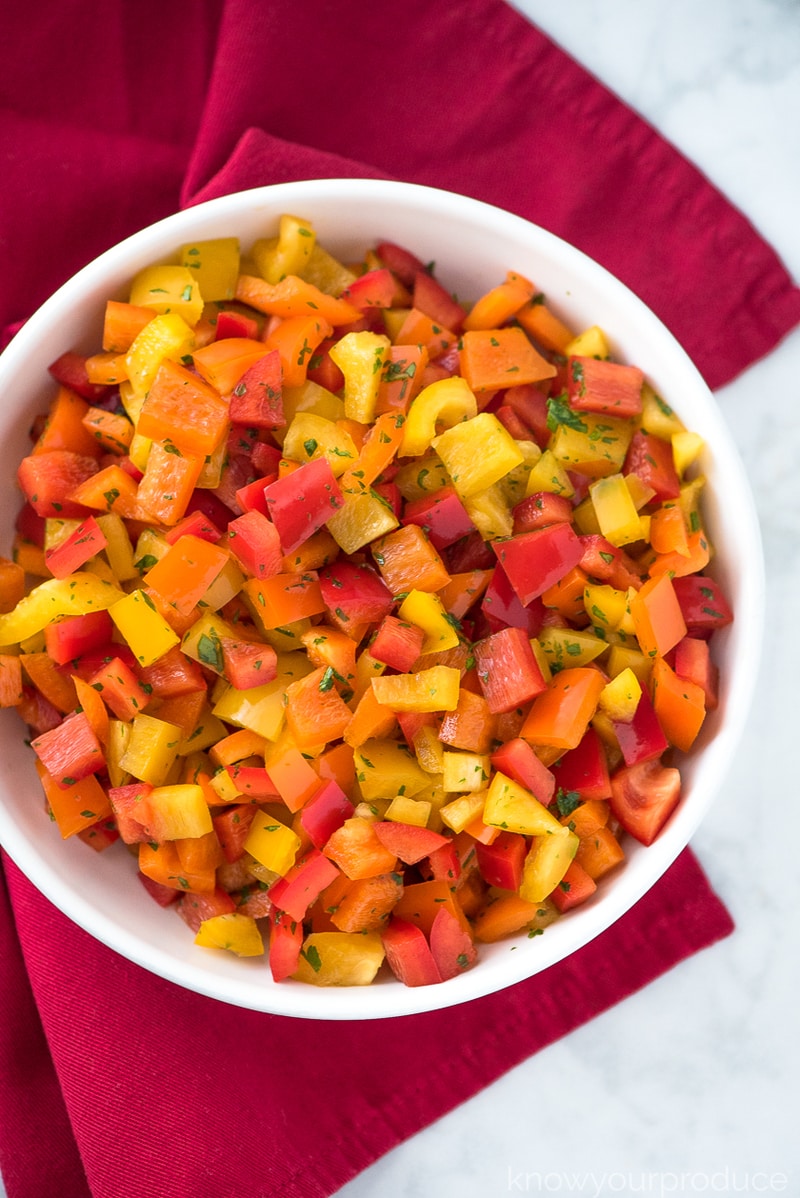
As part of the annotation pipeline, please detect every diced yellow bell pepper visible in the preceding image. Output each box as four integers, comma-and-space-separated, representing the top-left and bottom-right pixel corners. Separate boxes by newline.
245, 813, 300, 877
518, 827, 579, 903
433, 412, 524, 500
128, 431, 152, 474
606, 643, 653, 686
564, 325, 609, 359
483, 771, 563, 835
181, 612, 237, 675
200, 558, 245, 613
441, 751, 491, 793
146, 783, 213, 840
326, 487, 399, 553
253, 214, 316, 285
133, 527, 170, 573
125, 312, 195, 401
625, 473, 656, 511
207, 767, 245, 804
523, 448, 575, 498
292, 931, 385, 986
385, 795, 432, 827
212, 665, 308, 742
176, 707, 229, 755
96, 514, 138, 582
370, 665, 460, 713
397, 590, 460, 654
282, 411, 358, 476
598, 667, 642, 722
129, 265, 204, 327
463, 483, 514, 540
301, 242, 358, 296
353, 739, 431, 801
106, 719, 132, 788
329, 330, 391, 424
589, 473, 644, 546
195, 912, 264, 957
440, 790, 487, 834
0, 573, 125, 647
195, 436, 227, 489
393, 454, 451, 501
278, 381, 346, 442
672, 429, 704, 477
640, 383, 685, 440
412, 724, 446, 775
108, 589, 180, 667
584, 581, 629, 633
43, 518, 79, 552
180, 238, 240, 302
536, 627, 609, 670
120, 714, 183, 786
399, 376, 477, 456
550, 414, 634, 480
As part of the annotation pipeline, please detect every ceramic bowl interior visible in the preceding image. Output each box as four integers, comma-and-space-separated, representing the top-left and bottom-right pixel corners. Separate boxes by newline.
0, 179, 764, 1019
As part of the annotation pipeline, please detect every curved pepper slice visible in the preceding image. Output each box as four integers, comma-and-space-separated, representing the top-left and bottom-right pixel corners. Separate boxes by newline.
0, 572, 125, 646
399, 376, 477, 457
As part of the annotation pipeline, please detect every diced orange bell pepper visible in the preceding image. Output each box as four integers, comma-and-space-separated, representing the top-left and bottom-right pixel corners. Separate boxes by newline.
138, 359, 230, 458
459, 327, 556, 393
463, 271, 535, 331
191, 337, 274, 396
33, 387, 103, 459
323, 817, 398, 880
135, 443, 204, 527
372, 524, 450, 595
236, 273, 362, 326
520, 667, 606, 751
630, 573, 687, 658
650, 656, 706, 752
285, 665, 354, 749
264, 314, 334, 388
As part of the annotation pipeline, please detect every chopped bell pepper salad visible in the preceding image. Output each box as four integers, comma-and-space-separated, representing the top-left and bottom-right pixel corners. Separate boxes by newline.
0, 214, 734, 988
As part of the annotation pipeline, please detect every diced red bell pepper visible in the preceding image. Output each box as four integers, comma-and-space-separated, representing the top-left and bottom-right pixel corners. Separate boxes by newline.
578, 534, 643, 590
475, 830, 527, 890
671, 574, 734, 633
549, 860, 597, 912
425, 839, 462, 884
43, 610, 114, 667
138, 871, 180, 907
613, 689, 669, 767
372, 821, 449, 866
412, 270, 465, 334
318, 560, 394, 627
370, 615, 425, 673
219, 636, 278, 690
381, 917, 442, 987
495, 404, 536, 442
609, 757, 681, 845
306, 336, 345, 393
493, 522, 584, 606
567, 356, 644, 417
429, 905, 477, 980
402, 486, 475, 551
234, 473, 278, 517
226, 509, 283, 580
674, 635, 719, 710
44, 515, 108, 579
342, 268, 397, 311
299, 779, 354, 849
71, 642, 138, 682
227, 348, 284, 428
481, 562, 546, 636
490, 736, 556, 806
249, 440, 282, 479
212, 804, 257, 864
17, 450, 98, 518
15, 503, 47, 547
31, 711, 105, 788
269, 910, 303, 982
375, 241, 427, 287
16, 686, 63, 735
473, 626, 548, 714
108, 782, 154, 844
48, 350, 113, 402
551, 727, 612, 800
164, 509, 223, 545
226, 763, 279, 799
185, 487, 236, 531
268, 848, 341, 922
176, 886, 237, 933
263, 457, 343, 554
444, 530, 496, 573
502, 383, 551, 448
512, 491, 573, 535
88, 655, 151, 721
624, 429, 680, 501
215, 310, 259, 341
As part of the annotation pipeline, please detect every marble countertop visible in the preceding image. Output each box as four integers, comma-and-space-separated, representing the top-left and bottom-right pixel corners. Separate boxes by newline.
336, 2, 800, 1196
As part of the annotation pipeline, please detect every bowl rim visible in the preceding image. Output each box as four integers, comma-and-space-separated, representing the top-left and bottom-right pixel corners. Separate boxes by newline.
0, 178, 765, 1019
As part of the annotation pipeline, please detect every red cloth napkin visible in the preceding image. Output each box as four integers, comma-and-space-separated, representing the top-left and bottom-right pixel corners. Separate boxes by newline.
0, 3, 797, 1197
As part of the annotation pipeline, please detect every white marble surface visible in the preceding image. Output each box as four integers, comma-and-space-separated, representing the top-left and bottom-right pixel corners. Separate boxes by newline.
335, 3, 800, 1197
2, 4, 798, 1197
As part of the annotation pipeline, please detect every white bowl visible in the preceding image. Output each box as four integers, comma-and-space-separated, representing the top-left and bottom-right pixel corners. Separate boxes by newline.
0, 179, 764, 1019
